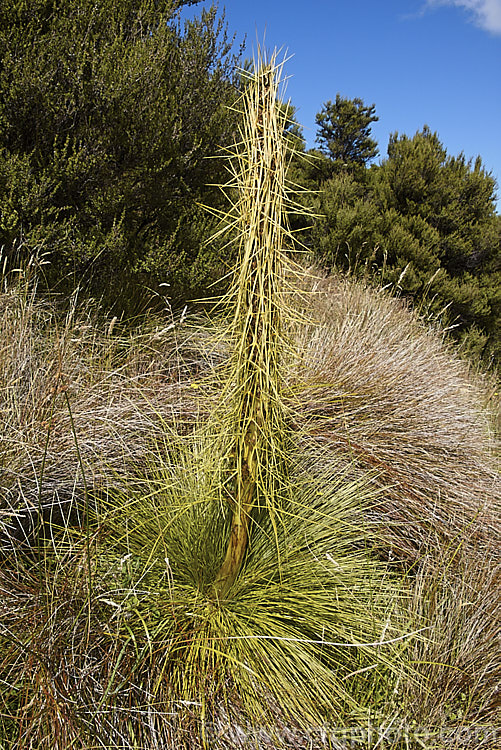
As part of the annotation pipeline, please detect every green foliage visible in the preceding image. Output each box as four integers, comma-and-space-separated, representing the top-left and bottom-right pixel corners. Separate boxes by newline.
315, 94, 379, 171
310, 126, 501, 367
0, 0, 239, 310
85, 429, 407, 741
1, 34, 499, 749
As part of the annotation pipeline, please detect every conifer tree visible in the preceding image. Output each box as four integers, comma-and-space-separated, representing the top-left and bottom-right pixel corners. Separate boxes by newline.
310, 126, 500, 365
315, 94, 379, 168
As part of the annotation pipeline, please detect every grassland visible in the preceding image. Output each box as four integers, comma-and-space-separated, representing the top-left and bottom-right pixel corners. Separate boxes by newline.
0, 56, 499, 750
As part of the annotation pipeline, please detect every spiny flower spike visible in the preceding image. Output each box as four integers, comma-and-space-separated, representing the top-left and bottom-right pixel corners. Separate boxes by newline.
212, 49, 300, 598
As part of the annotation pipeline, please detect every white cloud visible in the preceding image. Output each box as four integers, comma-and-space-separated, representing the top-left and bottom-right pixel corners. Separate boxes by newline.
427, 0, 501, 34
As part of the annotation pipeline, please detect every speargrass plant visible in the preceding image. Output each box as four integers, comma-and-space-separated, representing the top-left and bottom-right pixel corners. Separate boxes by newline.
210, 55, 292, 596
80, 52, 411, 745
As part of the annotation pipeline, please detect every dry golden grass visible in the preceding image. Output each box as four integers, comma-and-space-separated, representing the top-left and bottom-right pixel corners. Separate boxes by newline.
0, 264, 206, 543
1, 267, 500, 748
290, 273, 500, 567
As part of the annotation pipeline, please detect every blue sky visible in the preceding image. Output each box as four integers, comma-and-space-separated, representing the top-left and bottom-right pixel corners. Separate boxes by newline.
182, 0, 501, 211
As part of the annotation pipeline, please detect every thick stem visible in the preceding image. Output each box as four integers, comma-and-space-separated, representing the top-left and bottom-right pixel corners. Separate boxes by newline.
213, 421, 258, 597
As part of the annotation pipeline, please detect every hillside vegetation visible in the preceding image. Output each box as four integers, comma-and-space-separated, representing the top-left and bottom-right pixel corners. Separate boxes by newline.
1, 211, 499, 749
0, 262, 501, 750
0, 10, 500, 748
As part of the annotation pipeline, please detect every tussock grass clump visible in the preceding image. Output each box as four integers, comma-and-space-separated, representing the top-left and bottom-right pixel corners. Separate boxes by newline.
0, 254, 204, 545
290, 274, 500, 566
